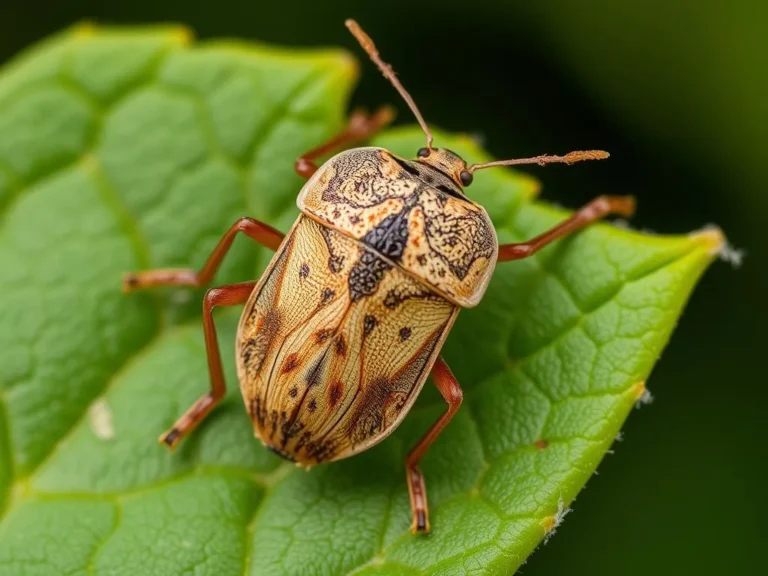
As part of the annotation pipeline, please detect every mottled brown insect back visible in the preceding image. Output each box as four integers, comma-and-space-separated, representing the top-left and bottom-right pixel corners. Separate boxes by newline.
122, 19, 635, 536
298, 147, 498, 307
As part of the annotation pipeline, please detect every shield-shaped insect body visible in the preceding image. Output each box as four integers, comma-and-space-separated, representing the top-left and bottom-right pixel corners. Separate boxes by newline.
236, 146, 497, 465
124, 19, 635, 533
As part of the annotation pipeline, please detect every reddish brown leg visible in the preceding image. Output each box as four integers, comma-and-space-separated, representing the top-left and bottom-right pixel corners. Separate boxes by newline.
295, 106, 395, 178
498, 195, 636, 261
406, 356, 464, 534
123, 217, 283, 291
159, 281, 256, 448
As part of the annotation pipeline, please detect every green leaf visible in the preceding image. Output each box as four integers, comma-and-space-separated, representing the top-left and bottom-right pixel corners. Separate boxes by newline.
0, 25, 722, 575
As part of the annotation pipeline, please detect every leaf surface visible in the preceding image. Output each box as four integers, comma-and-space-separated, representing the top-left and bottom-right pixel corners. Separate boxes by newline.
0, 26, 721, 575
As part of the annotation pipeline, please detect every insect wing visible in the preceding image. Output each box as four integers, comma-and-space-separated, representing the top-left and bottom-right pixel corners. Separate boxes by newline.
236, 215, 456, 464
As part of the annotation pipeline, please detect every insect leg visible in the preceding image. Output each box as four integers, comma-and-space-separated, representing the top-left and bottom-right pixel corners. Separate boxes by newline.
159, 281, 257, 449
497, 195, 636, 262
294, 106, 395, 178
405, 356, 463, 534
123, 217, 283, 291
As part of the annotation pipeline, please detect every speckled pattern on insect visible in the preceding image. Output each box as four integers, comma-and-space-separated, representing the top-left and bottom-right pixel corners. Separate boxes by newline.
123, 19, 635, 534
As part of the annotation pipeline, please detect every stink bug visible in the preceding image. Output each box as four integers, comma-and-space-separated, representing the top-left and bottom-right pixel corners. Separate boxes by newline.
123, 20, 635, 534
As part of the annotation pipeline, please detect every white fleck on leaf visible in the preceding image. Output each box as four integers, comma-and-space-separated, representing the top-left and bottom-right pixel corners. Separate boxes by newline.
88, 398, 114, 441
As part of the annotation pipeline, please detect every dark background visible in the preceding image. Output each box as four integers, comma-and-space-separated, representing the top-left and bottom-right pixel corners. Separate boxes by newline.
1, 1, 763, 574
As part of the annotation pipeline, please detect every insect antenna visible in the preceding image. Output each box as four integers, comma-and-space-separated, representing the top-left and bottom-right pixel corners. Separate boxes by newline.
345, 19, 434, 148
468, 150, 610, 173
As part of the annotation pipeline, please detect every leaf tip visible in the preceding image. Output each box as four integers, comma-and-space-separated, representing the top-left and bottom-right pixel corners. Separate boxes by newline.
690, 225, 746, 269
689, 225, 726, 255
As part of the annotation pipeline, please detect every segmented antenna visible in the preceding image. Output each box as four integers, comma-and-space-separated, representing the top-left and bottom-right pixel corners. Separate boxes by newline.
345, 19, 433, 148
469, 150, 610, 173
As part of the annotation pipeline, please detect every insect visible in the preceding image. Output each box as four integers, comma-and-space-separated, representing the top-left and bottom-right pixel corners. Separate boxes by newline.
123, 20, 635, 533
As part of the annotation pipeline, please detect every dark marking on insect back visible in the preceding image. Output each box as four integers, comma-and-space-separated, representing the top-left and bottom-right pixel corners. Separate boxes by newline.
347, 378, 413, 446
305, 350, 329, 388
329, 381, 344, 408
308, 399, 317, 413
364, 315, 378, 336
362, 211, 410, 261
349, 386, 388, 445
288, 387, 298, 398
319, 225, 345, 273
329, 254, 344, 274
399, 327, 412, 341
347, 377, 394, 444
242, 338, 258, 364
321, 288, 335, 304
315, 329, 333, 344
383, 286, 442, 309
305, 439, 335, 463
348, 207, 414, 301
281, 353, 300, 374
358, 412, 383, 443
299, 263, 309, 279
349, 251, 391, 301
295, 431, 312, 453
280, 413, 307, 449
335, 335, 347, 357
250, 398, 267, 428
242, 308, 283, 377
383, 291, 400, 309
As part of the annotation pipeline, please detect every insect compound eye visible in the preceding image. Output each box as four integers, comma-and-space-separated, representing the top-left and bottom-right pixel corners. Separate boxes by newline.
459, 171, 473, 187
417, 147, 431, 158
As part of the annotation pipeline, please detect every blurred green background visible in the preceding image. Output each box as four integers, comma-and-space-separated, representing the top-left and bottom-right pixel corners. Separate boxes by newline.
1, 1, 763, 574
